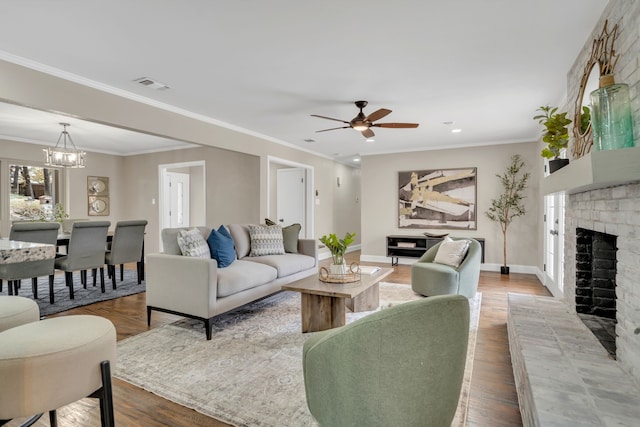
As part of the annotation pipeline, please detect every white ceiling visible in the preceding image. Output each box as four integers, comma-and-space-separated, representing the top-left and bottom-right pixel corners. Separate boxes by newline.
0, 0, 609, 164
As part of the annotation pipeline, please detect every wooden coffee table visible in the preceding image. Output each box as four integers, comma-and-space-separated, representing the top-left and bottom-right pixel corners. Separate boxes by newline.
282, 267, 393, 333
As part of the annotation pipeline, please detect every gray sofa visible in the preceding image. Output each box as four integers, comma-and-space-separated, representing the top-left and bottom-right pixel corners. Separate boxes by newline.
146, 224, 317, 339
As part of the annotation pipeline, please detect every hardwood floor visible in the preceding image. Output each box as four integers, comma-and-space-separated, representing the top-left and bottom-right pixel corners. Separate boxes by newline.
10, 254, 550, 426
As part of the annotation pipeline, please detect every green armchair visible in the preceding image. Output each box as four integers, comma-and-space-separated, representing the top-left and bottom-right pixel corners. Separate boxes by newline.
411, 238, 481, 299
303, 294, 470, 427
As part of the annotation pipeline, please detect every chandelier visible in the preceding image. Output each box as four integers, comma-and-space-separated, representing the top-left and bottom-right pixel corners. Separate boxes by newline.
43, 123, 86, 168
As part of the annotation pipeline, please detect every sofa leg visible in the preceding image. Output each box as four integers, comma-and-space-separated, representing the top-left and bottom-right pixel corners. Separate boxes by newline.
204, 319, 212, 340
147, 306, 152, 326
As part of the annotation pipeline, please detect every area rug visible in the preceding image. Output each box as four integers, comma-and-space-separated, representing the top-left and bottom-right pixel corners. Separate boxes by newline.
9, 269, 145, 317
115, 283, 481, 427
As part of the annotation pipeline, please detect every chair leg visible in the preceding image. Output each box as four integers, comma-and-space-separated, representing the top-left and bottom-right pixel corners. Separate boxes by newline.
0, 279, 3, 292
100, 267, 106, 291
137, 261, 143, 284
93, 268, 98, 287
81, 270, 87, 288
111, 266, 117, 290
8, 280, 13, 296
49, 274, 55, 304
12, 281, 19, 296
32, 277, 38, 299
66, 272, 74, 299
120, 264, 124, 282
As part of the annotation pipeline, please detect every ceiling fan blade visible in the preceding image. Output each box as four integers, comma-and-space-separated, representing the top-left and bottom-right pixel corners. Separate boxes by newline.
372, 122, 419, 128
361, 128, 375, 138
366, 108, 392, 122
310, 114, 350, 124
316, 126, 351, 133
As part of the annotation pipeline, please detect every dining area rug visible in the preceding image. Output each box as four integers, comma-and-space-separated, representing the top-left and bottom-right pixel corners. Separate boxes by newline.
7, 269, 145, 317
115, 283, 481, 426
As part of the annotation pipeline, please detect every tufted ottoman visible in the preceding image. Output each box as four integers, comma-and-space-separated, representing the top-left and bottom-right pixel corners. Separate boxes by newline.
0, 315, 117, 427
0, 296, 39, 332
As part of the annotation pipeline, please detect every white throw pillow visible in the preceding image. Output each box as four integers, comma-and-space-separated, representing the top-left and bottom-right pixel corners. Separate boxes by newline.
248, 224, 285, 256
433, 237, 470, 268
177, 228, 210, 258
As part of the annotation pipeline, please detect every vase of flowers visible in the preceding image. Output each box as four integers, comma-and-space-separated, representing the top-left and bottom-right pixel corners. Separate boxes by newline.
319, 232, 356, 275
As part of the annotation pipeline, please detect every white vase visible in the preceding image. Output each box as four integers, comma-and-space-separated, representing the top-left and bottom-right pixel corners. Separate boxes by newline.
330, 263, 347, 275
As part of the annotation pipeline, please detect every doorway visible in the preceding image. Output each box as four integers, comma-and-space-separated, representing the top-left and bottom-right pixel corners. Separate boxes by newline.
158, 161, 206, 250
544, 193, 565, 296
267, 156, 313, 238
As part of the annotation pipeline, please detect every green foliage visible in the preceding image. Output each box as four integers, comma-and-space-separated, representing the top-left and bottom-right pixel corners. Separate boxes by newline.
534, 105, 572, 159
319, 232, 356, 265
37, 203, 69, 222
485, 155, 530, 267
580, 106, 591, 134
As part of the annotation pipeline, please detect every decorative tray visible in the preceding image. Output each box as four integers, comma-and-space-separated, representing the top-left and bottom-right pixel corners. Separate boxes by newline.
319, 262, 361, 283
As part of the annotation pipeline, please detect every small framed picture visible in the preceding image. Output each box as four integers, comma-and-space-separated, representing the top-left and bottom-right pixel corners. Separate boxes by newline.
88, 196, 110, 216
88, 176, 109, 196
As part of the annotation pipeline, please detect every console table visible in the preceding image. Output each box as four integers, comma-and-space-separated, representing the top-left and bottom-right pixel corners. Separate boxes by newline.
386, 235, 484, 266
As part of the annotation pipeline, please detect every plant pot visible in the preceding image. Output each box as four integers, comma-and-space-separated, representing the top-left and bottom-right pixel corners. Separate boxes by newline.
330, 263, 347, 275
548, 158, 569, 174
500, 266, 510, 275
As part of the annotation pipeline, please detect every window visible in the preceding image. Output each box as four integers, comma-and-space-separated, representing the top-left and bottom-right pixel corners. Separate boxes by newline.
9, 164, 60, 221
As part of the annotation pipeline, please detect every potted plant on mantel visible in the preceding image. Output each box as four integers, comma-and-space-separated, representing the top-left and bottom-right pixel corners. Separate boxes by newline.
534, 105, 572, 173
485, 155, 530, 275
319, 232, 356, 275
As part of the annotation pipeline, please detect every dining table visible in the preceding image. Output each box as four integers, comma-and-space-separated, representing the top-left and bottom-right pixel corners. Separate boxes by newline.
0, 239, 56, 265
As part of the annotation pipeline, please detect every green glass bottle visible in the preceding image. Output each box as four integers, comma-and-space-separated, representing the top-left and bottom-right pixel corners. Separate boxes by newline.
590, 74, 635, 151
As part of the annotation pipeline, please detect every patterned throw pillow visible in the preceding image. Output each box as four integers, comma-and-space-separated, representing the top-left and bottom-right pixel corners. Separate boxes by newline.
177, 228, 210, 258
248, 224, 285, 256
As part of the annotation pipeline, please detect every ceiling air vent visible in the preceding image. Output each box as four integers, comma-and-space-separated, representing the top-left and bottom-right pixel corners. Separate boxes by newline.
133, 77, 170, 91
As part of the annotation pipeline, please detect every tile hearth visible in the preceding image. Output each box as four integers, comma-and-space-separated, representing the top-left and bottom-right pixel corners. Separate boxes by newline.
508, 293, 640, 427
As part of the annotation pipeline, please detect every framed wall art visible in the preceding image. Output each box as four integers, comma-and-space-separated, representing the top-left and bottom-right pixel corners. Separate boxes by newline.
87, 176, 110, 216
398, 167, 477, 230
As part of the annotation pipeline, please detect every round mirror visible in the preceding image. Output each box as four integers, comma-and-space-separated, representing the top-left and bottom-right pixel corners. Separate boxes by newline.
573, 59, 601, 157
579, 63, 600, 135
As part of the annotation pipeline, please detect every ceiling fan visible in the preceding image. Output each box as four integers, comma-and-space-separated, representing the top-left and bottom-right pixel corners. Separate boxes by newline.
311, 100, 419, 139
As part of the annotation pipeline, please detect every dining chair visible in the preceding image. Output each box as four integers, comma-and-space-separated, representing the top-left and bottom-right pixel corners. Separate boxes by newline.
54, 221, 110, 299
0, 222, 59, 302
105, 220, 147, 289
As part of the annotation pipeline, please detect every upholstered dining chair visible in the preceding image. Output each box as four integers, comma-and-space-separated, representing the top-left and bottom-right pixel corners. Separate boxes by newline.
303, 294, 470, 427
54, 221, 110, 299
0, 222, 59, 302
105, 220, 147, 289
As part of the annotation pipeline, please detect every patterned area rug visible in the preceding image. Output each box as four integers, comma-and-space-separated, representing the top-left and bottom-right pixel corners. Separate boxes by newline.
8, 269, 145, 317
115, 283, 481, 427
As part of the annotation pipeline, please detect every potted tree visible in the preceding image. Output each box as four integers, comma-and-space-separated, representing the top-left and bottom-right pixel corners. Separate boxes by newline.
533, 105, 572, 173
319, 232, 356, 275
485, 155, 530, 275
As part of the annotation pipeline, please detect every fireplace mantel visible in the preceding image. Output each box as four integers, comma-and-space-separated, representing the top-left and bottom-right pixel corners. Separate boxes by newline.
542, 146, 640, 195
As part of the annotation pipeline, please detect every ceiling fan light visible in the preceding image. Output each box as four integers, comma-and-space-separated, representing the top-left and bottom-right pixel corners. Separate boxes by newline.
352, 124, 368, 131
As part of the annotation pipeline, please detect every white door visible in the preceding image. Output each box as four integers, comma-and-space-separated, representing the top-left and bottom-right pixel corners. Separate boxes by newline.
277, 168, 306, 236
544, 193, 565, 296
164, 172, 190, 228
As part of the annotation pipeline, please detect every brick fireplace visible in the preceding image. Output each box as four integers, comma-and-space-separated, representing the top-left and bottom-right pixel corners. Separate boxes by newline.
565, 183, 640, 383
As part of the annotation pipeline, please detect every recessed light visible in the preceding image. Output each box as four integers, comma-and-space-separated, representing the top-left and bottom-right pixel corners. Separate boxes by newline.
353, 157, 361, 162
451, 129, 462, 133
443, 121, 454, 125
366, 138, 375, 142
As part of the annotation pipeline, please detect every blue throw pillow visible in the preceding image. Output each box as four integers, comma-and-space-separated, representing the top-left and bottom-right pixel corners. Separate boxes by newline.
207, 226, 236, 268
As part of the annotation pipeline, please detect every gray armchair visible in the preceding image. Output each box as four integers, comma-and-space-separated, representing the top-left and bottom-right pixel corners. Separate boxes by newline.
303, 294, 470, 427
55, 221, 110, 299
105, 220, 147, 289
0, 222, 59, 302
411, 238, 481, 299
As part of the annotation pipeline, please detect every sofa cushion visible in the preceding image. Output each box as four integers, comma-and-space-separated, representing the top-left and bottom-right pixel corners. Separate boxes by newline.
216, 260, 278, 297
161, 227, 210, 255
248, 224, 285, 256
434, 237, 470, 268
177, 228, 210, 258
244, 253, 315, 278
207, 226, 236, 268
227, 224, 251, 259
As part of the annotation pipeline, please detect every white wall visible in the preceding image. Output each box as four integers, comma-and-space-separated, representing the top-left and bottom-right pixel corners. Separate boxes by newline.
360, 142, 541, 271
